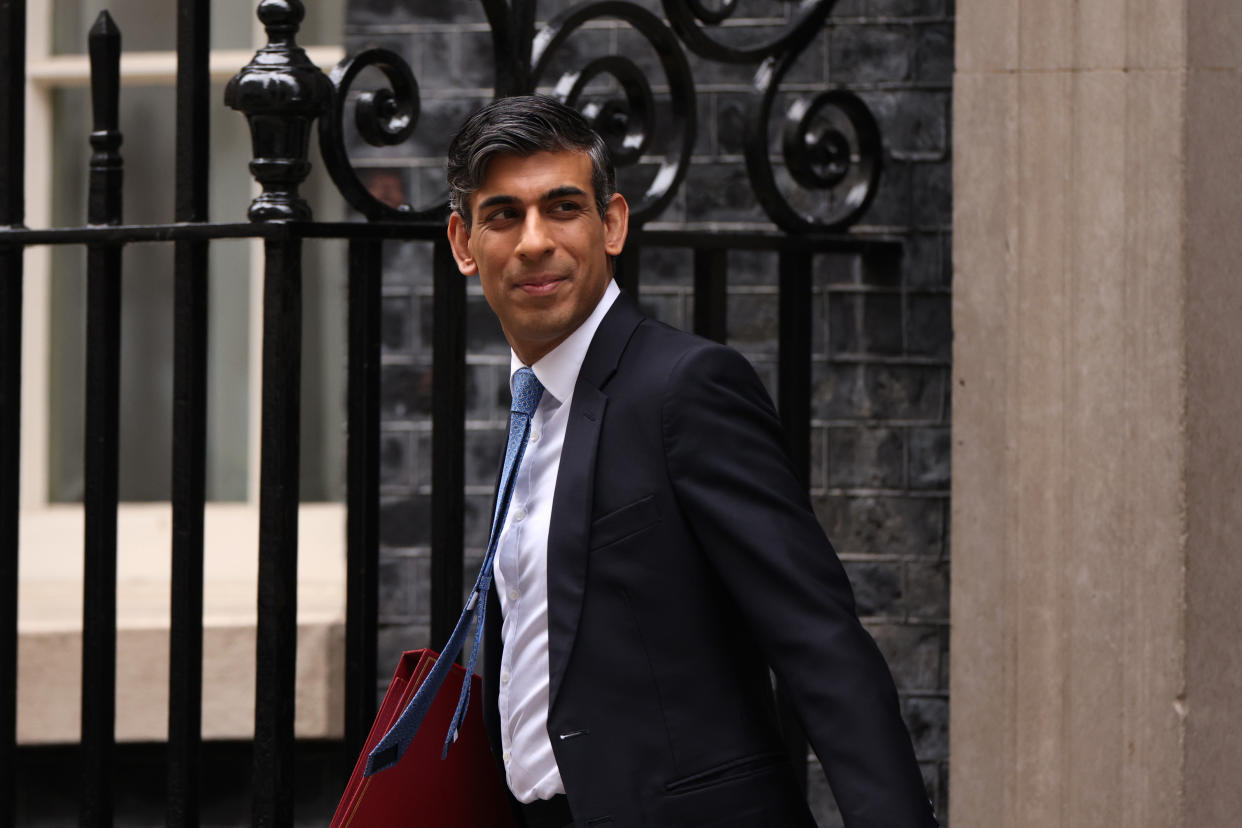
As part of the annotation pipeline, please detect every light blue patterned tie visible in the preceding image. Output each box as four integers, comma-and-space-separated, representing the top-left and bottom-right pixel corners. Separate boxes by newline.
365, 367, 545, 775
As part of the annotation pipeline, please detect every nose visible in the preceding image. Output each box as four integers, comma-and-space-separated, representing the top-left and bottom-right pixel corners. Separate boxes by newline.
514, 211, 554, 261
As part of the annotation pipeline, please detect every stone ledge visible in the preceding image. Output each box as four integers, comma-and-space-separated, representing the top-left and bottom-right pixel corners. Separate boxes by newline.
17, 503, 347, 744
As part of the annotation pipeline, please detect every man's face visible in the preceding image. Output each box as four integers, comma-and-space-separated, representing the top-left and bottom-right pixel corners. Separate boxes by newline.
447, 150, 629, 365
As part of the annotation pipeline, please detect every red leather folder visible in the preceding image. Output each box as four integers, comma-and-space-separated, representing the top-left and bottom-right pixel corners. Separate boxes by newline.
330, 648, 515, 827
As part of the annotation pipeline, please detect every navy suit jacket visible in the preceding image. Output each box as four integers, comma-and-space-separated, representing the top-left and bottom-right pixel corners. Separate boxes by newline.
483, 291, 936, 827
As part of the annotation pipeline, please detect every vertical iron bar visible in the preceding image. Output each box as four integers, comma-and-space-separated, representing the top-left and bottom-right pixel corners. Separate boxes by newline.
510, 0, 536, 94
0, 257, 18, 828
344, 239, 381, 757
693, 248, 727, 343
430, 239, 466, 650
252, 234, 302, 828
777, 249, 812, 791
0, 1, 26, 825
226, 7, 327, 823
614, 241, 640, 300
167, 1, 210, 825
81, 12, 123, 828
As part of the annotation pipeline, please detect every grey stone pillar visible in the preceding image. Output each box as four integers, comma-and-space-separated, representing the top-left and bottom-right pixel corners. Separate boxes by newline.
951, 1, 1242, 825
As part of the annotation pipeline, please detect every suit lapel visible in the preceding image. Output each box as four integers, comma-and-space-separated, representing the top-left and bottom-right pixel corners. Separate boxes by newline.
546, 291, 644, 708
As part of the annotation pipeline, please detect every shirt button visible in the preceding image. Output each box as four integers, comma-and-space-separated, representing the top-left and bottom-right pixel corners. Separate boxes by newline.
503, 749, 511, 763
508, 588, 519, 601
529, 429, 540, 442
512, 506, 526, 522
501, 671, 511, 684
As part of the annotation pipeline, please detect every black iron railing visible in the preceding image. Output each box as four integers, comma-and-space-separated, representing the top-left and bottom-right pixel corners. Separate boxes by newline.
0, 0, 895, 825
0, 1, 22, 825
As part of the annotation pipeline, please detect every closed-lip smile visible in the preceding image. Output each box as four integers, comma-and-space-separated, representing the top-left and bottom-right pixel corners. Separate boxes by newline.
516, 274, 568, 295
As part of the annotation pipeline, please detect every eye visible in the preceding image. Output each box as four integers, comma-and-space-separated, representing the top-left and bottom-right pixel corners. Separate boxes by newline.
483, 206, 519, 224
552, 200, 583, 214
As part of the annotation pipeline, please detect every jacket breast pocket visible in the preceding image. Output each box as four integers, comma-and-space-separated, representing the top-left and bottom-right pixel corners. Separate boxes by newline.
589, 494, 659, 551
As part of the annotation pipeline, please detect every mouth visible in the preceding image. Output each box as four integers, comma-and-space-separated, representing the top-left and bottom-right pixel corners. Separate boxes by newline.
515, 274, 569, 296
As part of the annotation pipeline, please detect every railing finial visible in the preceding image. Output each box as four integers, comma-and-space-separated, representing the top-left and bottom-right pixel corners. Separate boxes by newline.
258, 0, 305, 31
88, 10, 123, 227
225, 0, 332, 222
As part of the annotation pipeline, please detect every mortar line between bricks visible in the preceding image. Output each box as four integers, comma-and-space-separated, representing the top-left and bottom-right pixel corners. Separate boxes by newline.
380, 422, 432, 432
814, 488, 948, 497
837, 553, 946, 562
813, 422, 949, 429
810, 286, 954, 297
859, 617, 950, 628
813, 354, 951, 365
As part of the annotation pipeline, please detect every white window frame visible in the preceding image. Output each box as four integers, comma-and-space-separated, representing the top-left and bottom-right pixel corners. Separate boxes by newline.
16, 6, 349, 744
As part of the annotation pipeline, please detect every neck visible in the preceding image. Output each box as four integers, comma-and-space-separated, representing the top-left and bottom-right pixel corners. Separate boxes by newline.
510, 337, 564, 367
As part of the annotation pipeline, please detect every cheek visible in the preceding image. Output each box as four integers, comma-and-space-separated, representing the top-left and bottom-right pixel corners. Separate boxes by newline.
470, 243, 510, 284
467, 238, 489, 269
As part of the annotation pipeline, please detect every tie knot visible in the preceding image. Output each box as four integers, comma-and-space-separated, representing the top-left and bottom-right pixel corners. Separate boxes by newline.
511, 367, 544, 417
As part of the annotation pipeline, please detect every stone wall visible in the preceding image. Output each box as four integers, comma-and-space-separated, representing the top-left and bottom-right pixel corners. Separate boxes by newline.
349, 1, 953, 823
952, 1, 1242, 825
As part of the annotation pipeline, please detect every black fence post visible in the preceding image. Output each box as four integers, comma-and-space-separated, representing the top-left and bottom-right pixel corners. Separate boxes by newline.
777, 248, 813, 791
168, 0, 211, 825
693, 248, 728, 344
344, 238, 381, 758
81, 12, 124, 828
430, 240, 466, 650
0, 1, 26, 825
225, 2, 331, 825
253, 232, 303, 828
614, 242, 641, 299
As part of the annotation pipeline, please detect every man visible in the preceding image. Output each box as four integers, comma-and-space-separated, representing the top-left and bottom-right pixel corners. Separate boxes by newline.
445, 96, 936, 828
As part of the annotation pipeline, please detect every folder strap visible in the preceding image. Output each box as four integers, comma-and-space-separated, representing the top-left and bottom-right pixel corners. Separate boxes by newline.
365, 369, 544, 775
363, 588, 475, 775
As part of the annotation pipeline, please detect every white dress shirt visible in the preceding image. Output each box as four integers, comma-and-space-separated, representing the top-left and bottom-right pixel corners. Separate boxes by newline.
493, 279, 620, 803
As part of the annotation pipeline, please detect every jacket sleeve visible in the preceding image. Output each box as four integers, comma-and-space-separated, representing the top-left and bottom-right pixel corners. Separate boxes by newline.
661, 341, 937, 828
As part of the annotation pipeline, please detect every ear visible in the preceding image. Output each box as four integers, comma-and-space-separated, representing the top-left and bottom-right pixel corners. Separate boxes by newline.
447, 212, 477, 276
602, 192, 629, 257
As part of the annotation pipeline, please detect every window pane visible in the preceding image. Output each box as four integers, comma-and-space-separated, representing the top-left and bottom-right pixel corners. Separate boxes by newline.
49, 85, 252, 502
301, 234, 347, 504
48, 83, 346, 504
297, 0, 346, 48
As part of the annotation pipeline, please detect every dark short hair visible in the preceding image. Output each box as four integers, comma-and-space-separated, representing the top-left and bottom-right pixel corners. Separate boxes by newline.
447, 95, 615, 226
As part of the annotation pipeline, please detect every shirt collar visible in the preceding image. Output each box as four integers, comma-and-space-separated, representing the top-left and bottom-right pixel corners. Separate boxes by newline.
509, 279, 621, 405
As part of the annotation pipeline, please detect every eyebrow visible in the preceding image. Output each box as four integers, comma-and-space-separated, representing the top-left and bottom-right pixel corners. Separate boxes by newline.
543, 185, 589, 201
476, 194, 517, 212
476, 185, 589, 213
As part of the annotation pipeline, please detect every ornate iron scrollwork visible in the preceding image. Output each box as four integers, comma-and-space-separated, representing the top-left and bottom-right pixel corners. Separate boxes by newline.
663, 0, 831, 64
531, 2, 696, 224
747, 54, 883, 233
771, 88, 881, 231
316, 0, 883, 233
318, 48, 434, 221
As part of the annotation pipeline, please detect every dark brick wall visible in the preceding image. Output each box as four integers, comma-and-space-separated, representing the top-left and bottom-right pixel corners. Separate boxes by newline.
349, 1, 952, 824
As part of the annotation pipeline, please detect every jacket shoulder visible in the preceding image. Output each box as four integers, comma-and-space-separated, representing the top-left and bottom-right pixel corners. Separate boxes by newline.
624, 316, 742, 373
